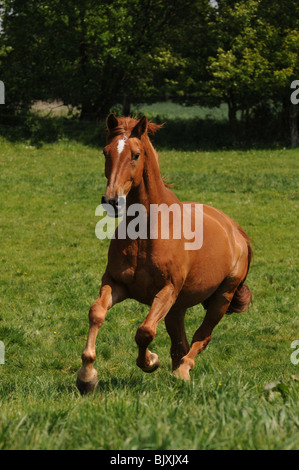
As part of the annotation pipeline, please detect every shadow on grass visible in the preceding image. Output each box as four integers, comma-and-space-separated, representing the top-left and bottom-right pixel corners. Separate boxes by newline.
93, 375, 147, 394
0, 112, 291, 150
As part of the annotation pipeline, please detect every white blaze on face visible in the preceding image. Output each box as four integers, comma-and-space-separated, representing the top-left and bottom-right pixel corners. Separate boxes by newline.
117, 137, 126, 155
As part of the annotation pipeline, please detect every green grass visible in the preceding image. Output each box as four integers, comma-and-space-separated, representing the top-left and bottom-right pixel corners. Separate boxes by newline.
131, 102, 230, 121
0, 132, 298, 450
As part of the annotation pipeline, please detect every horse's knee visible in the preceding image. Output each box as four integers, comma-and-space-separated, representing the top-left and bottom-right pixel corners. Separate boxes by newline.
135, 324, 155, 347
88, 302, 106, 327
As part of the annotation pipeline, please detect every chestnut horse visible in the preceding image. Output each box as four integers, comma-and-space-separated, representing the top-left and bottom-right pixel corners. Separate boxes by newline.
76, 113, 252, 393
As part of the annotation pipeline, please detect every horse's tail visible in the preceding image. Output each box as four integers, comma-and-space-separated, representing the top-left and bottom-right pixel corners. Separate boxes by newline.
227, 227, 253, 314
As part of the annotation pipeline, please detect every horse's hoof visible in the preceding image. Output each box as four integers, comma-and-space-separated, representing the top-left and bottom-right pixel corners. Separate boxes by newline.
137, 352, 159, 373
173, 368, 191, 381
143, 361, 159, 373
77, 375, 98, 394
76, 375, 98, 394
173, 358, 193, 381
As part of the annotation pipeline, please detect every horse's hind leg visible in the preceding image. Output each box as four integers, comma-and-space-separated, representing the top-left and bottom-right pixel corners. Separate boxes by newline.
165, 307, 189, 371
173, 289, 236, 381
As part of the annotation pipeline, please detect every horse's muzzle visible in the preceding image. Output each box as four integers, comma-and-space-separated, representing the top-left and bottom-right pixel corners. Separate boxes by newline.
101, 195, 126, 218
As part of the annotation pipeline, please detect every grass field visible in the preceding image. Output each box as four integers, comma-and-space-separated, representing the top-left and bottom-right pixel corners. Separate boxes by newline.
0, 118, 298, 449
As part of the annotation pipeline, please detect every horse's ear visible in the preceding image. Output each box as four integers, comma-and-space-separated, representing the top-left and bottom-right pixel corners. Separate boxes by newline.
131, 115, 148, 138
107, 113, 118, 131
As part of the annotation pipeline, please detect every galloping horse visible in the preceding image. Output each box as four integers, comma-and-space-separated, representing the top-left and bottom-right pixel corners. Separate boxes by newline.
76, 113, 252, 393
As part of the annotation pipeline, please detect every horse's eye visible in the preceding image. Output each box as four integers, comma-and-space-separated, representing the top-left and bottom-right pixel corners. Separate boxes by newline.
133, 153, 140, 161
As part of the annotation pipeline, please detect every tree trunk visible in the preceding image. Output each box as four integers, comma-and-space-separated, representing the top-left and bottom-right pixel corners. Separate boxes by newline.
228, 99, 237, 132
289, 103, 298, 148
122, 95, 131, 116
80, 102, 95, 121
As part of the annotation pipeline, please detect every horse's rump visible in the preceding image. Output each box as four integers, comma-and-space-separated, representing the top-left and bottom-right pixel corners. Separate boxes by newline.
226, 226, 252, 313
203, 225, 253, 314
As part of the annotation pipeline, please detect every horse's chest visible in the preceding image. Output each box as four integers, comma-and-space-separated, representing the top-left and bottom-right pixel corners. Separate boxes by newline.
109, 244, 164, 302
116, 251, 153, 286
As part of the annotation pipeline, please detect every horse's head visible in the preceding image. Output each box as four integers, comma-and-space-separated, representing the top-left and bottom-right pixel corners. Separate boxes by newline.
101, 113, 155, 217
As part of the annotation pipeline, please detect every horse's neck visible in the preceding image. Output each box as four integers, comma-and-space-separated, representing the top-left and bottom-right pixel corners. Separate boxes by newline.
128, 136, 178, 210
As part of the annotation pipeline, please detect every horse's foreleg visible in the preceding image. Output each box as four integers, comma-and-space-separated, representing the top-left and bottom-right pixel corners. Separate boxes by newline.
76, 274, 127, 394
135, 284, 176, 373
174, 290, 235, 381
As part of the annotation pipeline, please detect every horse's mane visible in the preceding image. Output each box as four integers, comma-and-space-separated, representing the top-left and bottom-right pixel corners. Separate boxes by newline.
106, 116, 163, 141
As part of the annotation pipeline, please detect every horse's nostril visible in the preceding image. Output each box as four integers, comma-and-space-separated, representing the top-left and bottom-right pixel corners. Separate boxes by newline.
108, 198, 116, 207
102, 195, 125, 210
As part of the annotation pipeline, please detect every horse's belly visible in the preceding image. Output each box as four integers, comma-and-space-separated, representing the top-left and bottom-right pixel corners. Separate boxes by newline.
176, 242, 233, 308
177, 282, 218, 308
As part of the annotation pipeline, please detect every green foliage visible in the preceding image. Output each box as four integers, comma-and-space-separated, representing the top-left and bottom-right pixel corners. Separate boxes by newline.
0, 0, 298, 144
0, 0, 193, 117
200, 0, 299, 123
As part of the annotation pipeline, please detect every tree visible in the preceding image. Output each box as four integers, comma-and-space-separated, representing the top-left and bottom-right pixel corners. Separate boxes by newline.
0, 0, 125, 117
0, 0, 197, 119
193, 0, 299, 143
